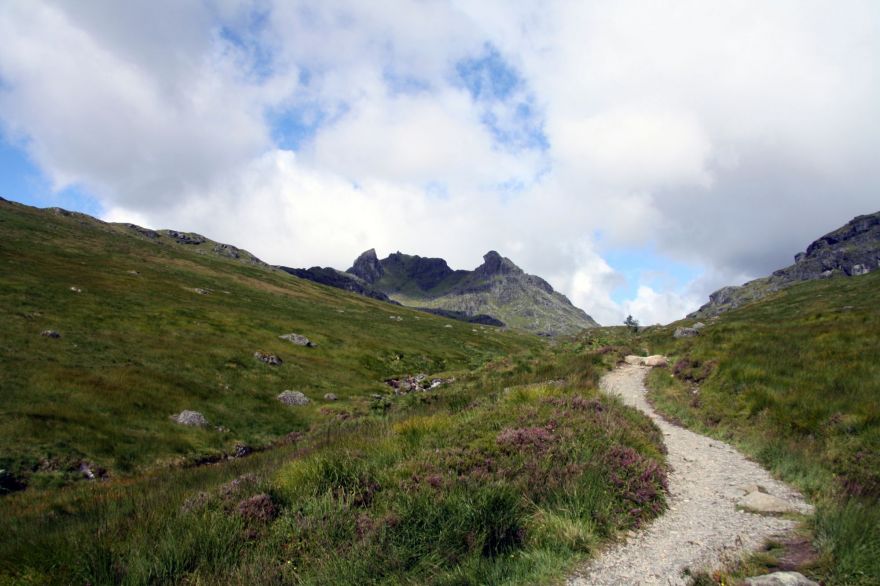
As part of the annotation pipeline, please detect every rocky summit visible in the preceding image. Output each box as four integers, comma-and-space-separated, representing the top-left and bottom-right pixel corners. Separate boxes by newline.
691, 211, 880, 318
346, 249, 599, 335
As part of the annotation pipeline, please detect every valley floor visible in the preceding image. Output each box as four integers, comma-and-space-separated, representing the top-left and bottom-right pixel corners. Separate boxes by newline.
569, 365, 812, 585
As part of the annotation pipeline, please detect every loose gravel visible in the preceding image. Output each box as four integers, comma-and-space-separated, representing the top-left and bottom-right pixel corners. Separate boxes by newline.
568, 365, 813, 585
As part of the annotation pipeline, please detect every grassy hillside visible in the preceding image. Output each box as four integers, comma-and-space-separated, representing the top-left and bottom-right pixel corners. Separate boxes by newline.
0, 199, 540, 488
638, 271, 880, 585
0, 199, 668, 584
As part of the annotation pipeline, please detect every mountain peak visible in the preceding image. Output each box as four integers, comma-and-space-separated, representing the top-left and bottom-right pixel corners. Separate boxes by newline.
477, 250, 522, 276
348, 248, 384, 283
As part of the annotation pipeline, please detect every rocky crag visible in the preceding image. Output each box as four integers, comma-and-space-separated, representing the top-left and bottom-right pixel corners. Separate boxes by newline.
690, 211, 880, 318
346, 249, 598, 336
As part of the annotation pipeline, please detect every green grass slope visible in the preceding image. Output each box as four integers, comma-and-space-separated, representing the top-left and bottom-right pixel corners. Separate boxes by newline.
0, 198, 540, 488
0, 198, 671, 585
639, 272, 880, 585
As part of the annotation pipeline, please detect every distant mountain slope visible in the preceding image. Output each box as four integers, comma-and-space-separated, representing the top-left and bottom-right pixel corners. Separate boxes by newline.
277, 265, 395, 303
690, 211, 880, 318
348, 249, 599, 335
0, 197, 539, 487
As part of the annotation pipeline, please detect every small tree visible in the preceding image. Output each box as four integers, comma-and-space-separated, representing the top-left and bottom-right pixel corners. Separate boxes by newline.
624, 315, 640, 332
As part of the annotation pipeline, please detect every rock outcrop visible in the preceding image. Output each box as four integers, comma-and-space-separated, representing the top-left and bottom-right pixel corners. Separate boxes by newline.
278, 265, 395, 302
691, 211, 880, 318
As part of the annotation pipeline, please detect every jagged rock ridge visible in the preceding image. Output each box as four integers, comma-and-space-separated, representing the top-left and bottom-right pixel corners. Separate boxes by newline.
347, 249, 598, 336
691, 211, 880, 318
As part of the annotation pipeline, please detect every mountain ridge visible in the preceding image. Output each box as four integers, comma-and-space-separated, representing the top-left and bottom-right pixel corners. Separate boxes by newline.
690, 210, 880, 318
346, 249, 599, 335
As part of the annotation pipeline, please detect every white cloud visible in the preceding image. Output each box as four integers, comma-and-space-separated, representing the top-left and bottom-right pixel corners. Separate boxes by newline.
622, 286, 703, 327
2, 0, 879, 325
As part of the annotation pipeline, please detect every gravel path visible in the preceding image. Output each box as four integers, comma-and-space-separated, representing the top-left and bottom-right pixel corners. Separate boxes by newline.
568, 365, 813, 585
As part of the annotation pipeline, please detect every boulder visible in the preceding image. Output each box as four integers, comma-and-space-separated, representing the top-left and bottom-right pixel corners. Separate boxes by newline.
692, 322, 706, 330
737, 491, 799, 515
277, 390, 310, 406
233, 443, 252, 458
744, 571, 819, 586
323, 393, 337, 401
254, 351, 282, 366
644, 355, 668, 367
40, 330, 61, 339
674, 327, 699, 338
279, 333, 314, 347
624, 355, 645, 366
172, 410, 209, 427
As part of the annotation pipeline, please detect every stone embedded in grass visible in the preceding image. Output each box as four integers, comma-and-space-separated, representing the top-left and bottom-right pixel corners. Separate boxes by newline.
69, 286, 82, 293
192, 287, 211, 295
323, 393, 337, 401
624, 355, 645, 366
644, 355, 668, 367
40, 330, 61, 338
254, 351, 282, 366
233, 443, 252, 458
279, 333, 314, 347
385, 374, 453, 395
743, 571, 819, 586
172, 410, 209, 427
277, 390, 310, 406
78, 461, 106, 480
673, 326, 700, 338
389, 315, 403, 321
692, 321, 706, 330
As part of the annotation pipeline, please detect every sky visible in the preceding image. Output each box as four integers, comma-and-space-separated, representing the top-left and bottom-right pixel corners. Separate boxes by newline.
1, 1, 878, 326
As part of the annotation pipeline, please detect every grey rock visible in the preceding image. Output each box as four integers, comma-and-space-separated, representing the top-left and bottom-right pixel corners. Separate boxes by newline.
744, 571, 819, 586
737, 491, 799, 515
625, 355, 646, 366
123, 223, 160, 239
277, 390, 310, 406
254, 351, 282, 366
323, 393, 337, 401
41, 330, 61, 338
347, 248, 385, 284
279, 333, 314, 347
674, 327, 699, 338
172, 410, 209, 427
70, 286, 82, 293
644, 355, 668, 367
193, 287, 211, 295
233, 443, 252, 458
692, 322, 706, 330
164, 230, 206, 245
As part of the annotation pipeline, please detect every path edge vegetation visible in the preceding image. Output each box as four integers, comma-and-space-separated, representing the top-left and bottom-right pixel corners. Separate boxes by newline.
636, 271, 880, 585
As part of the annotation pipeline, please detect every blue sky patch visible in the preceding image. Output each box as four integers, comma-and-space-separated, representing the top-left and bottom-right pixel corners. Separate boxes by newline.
604, 245, 702, 303
217, 8, 273, 82
0, 134, 103, 215
456, 44, 520, 102
455, 44, 548, 154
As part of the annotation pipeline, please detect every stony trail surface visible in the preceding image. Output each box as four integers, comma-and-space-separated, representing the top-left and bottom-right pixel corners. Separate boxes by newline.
568, 365, 813, 586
